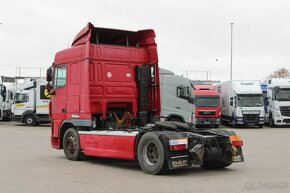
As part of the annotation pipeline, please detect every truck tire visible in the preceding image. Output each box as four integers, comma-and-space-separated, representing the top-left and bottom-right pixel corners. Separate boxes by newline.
137, 132, 168, 175
201, 161, 232, 169
63, 128, 83, 161
24, 115, 37, 126
168, 117, 183, 122
258, 124, 264, 128
269, 115, 276, 127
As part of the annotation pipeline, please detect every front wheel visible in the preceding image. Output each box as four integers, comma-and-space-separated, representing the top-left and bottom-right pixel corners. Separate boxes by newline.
24, 115, 37, 126
63, 128, 83, 161
269, 115, 276, 127
137, 133, 168, 175
258, 124, 264, 128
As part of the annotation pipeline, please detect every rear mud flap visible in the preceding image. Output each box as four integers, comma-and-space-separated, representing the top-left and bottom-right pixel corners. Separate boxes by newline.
168, 156, 189, 169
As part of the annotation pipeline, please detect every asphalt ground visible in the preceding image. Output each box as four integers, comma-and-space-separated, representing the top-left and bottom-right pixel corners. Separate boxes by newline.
0, 121, 289, 193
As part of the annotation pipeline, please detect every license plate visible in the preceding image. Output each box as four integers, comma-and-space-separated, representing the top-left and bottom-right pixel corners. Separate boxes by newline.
203, 121, 210, 124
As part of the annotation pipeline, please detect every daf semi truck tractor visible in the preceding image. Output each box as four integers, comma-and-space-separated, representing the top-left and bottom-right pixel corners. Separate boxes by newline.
12, 79, 50, 126
192, 85, 220, 128
215, 80, 264, 128
265, 78, 290, 127
46, 23, 244, 174
160, 69, 194, 124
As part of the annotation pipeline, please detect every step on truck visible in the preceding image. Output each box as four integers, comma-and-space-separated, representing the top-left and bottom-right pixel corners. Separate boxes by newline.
265, 78, 290, 127
12, 79, 50, 126
46, 23, 244, 174
215, 80, 265, 128
193, 85, 221, 128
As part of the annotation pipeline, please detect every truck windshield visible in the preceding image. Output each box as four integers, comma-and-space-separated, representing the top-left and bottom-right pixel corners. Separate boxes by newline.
195, 96, 219, 107
275, 89, 290, 101
237, 94, 263, 107
14, 93, 29, 103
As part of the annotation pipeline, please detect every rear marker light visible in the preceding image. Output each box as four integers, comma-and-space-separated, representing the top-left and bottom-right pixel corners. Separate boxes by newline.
169, 138, 188, 151
229, 136, 243, 146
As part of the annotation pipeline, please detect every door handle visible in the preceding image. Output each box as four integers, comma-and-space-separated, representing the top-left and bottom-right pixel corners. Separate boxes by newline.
176, 107, 181, 109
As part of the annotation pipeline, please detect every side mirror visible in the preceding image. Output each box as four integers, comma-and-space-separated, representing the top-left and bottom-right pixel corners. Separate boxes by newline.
230, 101, 233, 106
188, 97, 194, 104
46, 67, 53, 82
230, 97, 233, 100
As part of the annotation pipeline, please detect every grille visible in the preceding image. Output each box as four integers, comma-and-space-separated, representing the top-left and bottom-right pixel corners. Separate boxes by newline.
279, 106, 290, 117
198, 111, 216, 116
243, 114, 259, 123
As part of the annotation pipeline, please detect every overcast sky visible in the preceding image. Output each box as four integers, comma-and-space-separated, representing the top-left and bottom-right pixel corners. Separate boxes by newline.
1, 0, 290, 81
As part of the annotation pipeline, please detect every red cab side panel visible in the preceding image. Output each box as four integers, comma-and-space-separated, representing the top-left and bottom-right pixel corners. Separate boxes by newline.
79, 131, 139, 160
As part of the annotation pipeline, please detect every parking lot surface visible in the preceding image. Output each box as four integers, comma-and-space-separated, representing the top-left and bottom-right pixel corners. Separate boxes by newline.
0, 122, 289, 193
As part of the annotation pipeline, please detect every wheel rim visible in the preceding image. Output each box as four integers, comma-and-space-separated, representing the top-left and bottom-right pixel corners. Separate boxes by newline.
143, 142, 159, 166
26, 117, 33, 124
65, 135, 77, 154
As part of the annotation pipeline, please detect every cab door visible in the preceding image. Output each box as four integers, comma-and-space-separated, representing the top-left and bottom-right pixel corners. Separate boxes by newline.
50, 65, 67, 120
175, 85, 194, 123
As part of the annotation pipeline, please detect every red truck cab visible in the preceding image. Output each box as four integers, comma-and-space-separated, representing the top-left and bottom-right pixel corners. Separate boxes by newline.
193, 85, 221, 128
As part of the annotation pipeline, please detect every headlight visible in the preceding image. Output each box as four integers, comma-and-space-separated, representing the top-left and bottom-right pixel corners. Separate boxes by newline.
275, 113, 281, 118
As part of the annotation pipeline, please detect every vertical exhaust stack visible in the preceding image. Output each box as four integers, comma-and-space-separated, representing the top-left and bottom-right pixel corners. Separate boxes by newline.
136, 66, 151, 126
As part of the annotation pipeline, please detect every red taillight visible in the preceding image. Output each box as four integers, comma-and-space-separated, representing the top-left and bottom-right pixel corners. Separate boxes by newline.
169, 138, 188, 151
229, 136, 243, 146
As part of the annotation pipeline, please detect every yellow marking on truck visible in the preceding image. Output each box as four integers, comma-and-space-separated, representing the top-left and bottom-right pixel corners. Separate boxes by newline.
16, 104, 25, 107
36, 105, 49, 108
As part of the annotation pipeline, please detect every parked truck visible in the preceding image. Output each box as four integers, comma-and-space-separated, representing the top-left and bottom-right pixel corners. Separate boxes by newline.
0, 83, 14, 121
12, 79, 50, 126
160, 69, 194, 124
193, 85, 220, 128
46, 23, 244, 174
265, 78, 290, 127
215, 80, 264, 128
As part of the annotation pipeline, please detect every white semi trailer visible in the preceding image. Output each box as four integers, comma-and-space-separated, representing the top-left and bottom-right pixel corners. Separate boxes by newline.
215, 80, 265, 128
265, 78, 290, 127
12, 79, 50, 126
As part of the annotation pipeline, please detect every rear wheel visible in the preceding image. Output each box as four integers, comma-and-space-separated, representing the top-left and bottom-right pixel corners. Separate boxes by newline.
63, 128, 83, 161
24, 115, 37, 126
137, 133, 168, 175
168, 117, 183, 122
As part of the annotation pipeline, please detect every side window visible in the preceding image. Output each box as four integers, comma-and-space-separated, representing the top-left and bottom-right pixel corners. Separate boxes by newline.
53, 66, 67, 89
15, 93, 29, 104
222, 98, 225, 108
177, 86, 190, 100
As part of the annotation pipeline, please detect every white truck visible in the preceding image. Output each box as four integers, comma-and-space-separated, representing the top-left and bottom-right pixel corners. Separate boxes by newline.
160, 69, 195, 124
265, 78, 290, 127
12, 79, 50, 126
215, 80, 265, 128
0, 83, 15, 121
